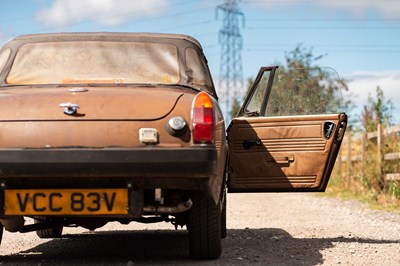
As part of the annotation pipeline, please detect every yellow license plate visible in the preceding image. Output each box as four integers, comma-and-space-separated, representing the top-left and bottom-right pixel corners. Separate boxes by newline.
4, 189, 128, 215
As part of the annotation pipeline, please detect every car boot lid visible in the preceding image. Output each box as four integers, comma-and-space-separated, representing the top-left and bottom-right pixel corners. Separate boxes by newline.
0, 86, 187, 121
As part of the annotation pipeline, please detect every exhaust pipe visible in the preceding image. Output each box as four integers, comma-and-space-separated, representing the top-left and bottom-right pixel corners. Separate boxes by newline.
143, 197, 193, 214
0, 217, 25, 232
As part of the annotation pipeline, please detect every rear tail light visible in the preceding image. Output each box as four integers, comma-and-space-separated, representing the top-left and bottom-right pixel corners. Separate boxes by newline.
191, 92, 215, 144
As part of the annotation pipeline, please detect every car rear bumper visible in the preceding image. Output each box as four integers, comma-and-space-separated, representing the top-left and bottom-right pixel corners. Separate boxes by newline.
0, 147, 220, 218
0, 147, 217, 178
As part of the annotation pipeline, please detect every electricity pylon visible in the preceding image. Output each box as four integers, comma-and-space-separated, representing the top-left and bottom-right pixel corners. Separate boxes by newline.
216, 0, 245, 120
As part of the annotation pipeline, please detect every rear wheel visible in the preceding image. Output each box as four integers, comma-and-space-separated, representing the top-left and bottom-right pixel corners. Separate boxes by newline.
187, 191, 222, 259
0, 223, 3, 246
221, 189, 227, 239
34, 217, 63, 238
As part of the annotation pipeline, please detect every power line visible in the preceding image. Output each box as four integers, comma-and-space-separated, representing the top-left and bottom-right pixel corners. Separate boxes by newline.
0, 0, 195, 27
242, 0, 400, 3
247, 43, 400, 46
156, 20, 216, 32
245, 43, 400, 48
195, 32, 219, 38
247, 18, 400, 22
246, 26, 399, 30
243, 48, 400, 53
244, 49, 400, 53
125, 6, 213, 27
202, 43, 220, 49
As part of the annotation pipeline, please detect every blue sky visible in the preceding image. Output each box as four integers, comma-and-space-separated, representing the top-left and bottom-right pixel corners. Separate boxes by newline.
1, 0, 399, 122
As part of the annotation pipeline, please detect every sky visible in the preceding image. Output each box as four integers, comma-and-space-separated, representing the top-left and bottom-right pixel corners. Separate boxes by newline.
1, 0, 399, 124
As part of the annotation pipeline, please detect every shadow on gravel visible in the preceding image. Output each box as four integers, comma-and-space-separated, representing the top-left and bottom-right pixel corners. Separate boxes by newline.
1, 228, 399, 265
223, 228, 399, 265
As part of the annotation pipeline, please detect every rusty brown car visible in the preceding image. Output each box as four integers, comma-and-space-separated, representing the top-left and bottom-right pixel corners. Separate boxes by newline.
0, 32, 347, 259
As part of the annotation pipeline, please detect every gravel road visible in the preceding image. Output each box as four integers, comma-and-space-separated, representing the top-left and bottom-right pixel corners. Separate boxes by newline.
0, 193, 399, 265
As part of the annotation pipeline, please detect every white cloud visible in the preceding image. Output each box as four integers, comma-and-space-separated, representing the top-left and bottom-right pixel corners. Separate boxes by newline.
36, 0, 168, 27
345, 70, 400, 122
250, 0, 400, 19
320, 0, 400, 18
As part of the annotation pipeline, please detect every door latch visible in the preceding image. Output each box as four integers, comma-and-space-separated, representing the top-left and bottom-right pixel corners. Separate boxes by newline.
323, 121, 336, 140
59, 103, 80, 115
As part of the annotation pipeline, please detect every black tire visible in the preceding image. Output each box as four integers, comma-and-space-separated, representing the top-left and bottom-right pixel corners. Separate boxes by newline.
187, 191, 222, 260
0, 223, 3, 246
34, 217, 63, 239
221, 189, 227, 239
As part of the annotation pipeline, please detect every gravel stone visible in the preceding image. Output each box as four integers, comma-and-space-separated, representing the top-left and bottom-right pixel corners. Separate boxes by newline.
0, 193, 399, 265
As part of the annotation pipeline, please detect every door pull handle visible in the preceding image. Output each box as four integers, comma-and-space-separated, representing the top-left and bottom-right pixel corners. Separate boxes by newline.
242, 139, 261, 149
267, 156, 295, 164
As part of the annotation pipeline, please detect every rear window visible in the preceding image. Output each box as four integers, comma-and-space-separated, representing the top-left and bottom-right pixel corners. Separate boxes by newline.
185, 48, 212, 89
6, 41, 180, 85
0, 48, 11, 74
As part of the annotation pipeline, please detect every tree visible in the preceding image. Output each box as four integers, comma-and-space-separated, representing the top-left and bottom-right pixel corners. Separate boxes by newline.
361, 86, 395, 192
362, 86, 394, 131
265, 66, 345, 116
229, 97, 241, 118
363, 86, 394, 189
230, 78, 254, 118
284, 44, 324, 69
237, 44, 348, 117
230, 44, 350, 119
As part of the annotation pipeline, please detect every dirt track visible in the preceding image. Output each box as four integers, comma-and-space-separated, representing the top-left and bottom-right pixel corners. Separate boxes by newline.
0, 193, 399, 265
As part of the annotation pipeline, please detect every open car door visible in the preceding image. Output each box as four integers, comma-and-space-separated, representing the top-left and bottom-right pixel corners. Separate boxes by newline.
227, 66, 347, 192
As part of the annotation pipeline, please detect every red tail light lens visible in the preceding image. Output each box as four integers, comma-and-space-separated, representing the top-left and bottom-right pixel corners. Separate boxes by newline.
192, 92, 214, 144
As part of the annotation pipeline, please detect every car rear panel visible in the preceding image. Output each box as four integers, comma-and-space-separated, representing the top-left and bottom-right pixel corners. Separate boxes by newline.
0, 86, 196, 148
0, 86, 227, 207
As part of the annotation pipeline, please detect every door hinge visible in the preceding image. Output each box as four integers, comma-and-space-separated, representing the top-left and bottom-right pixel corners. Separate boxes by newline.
227, 166, 233, 174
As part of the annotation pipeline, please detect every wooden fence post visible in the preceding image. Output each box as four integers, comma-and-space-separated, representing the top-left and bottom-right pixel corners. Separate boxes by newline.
361, 131, 367, 178
337, 146, 342, 177
377, 123, 385, 189
346, 130, 352, 188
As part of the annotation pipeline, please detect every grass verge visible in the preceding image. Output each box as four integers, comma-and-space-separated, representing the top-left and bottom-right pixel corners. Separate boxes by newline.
319, 174, 400, 213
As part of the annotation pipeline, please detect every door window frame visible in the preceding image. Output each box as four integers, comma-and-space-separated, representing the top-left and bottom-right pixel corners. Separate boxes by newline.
237, 66, 279, 117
